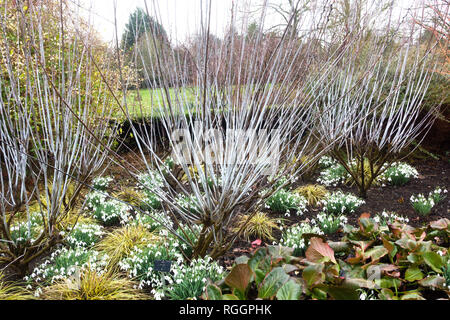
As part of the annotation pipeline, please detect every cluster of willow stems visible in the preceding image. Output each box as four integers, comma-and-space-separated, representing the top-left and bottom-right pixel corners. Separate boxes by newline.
0, 0, 442, 273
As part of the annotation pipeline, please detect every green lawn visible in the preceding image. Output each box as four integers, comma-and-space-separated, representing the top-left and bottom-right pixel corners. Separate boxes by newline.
121, 85, 272, 120
124, 87, 197, 119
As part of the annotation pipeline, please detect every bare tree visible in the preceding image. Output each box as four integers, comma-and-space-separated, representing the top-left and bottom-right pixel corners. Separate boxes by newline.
110, 0, 438, 259
0, 0, 118, 274
315, 3, 438, 198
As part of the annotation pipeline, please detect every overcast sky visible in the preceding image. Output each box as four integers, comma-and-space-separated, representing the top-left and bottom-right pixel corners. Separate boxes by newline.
75, 0, 236, 44
73, 0, 422, 44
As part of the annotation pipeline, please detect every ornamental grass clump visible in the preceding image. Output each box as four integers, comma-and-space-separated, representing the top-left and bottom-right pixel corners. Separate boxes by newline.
0, 272, 33, 300
166, 257, 224, 300
379, 162, 419, 186
95, 224, 160, 267
114, 187, 144, 207
294, 185, 328, 207
314, 213, 347, 234
233, 212, 280, 241
278, 222, 324, 256
410, 194, 435, 216
320, 192, 365, 215
265, 189, 308, 216
39, 269, 149, 300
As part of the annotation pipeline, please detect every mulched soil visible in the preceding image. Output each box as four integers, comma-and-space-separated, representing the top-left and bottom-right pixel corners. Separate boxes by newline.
320, 159, 449, 227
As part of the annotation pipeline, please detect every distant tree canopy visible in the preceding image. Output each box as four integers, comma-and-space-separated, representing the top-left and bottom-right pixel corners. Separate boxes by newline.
0, 0, 123, 113
121, 7, 167, 51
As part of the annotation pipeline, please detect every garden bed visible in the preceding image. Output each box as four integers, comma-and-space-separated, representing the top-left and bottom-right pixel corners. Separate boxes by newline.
1, 152, 448, 300
104, 153, 449, 269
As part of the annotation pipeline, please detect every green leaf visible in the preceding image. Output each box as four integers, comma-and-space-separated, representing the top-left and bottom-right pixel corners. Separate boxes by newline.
223, 294, 240, 300
389, 245, 398, 260
276, 279, 302, 300
365, 246, 388, 262
258, 267, 289, 299
379, 288, 398, 300
416, 241, 433, 254
419, 275, 446, 289
343, 278, 376, 289
381, 237, 395, 254
233, 289, 246, 300
322, 278, 367, 300
375, 277, 402, 289
267, 245, 294, 262
340, 262, 365, 279
395, 237, 417, 251
302, 264, 325, 288
348, 240, 374, 251
235, 255, 249, 265
405, 266, 424, 282
407, 253, 422, 264
225, 264, 253, 293
204, 284, 223, 300
248, 248, 267, 271
325, 285, 359, 300
282, 264, 299, 274
311, 287, 328, 300
254, 269, 266, 285
401, 291, 425, 300
422, 252, 444, 273
328, 241, 350, 253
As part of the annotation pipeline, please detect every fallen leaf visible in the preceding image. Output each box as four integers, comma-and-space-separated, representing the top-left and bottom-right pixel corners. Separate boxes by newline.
251, 239, 262, 248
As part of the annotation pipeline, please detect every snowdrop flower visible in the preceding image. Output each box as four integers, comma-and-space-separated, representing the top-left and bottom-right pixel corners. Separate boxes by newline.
278, 222, 323, 255
320, 191, 364, 215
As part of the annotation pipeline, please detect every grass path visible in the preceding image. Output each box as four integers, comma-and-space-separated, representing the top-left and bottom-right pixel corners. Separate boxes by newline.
124, 88, 197, 118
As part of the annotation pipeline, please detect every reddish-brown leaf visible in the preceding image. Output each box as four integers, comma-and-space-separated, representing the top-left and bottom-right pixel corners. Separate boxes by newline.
305, 237, 336, 264
224, 264, 253, 293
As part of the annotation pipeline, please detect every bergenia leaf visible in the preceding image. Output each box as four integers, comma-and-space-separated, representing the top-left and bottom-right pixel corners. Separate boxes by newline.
306, 237, 336, 264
